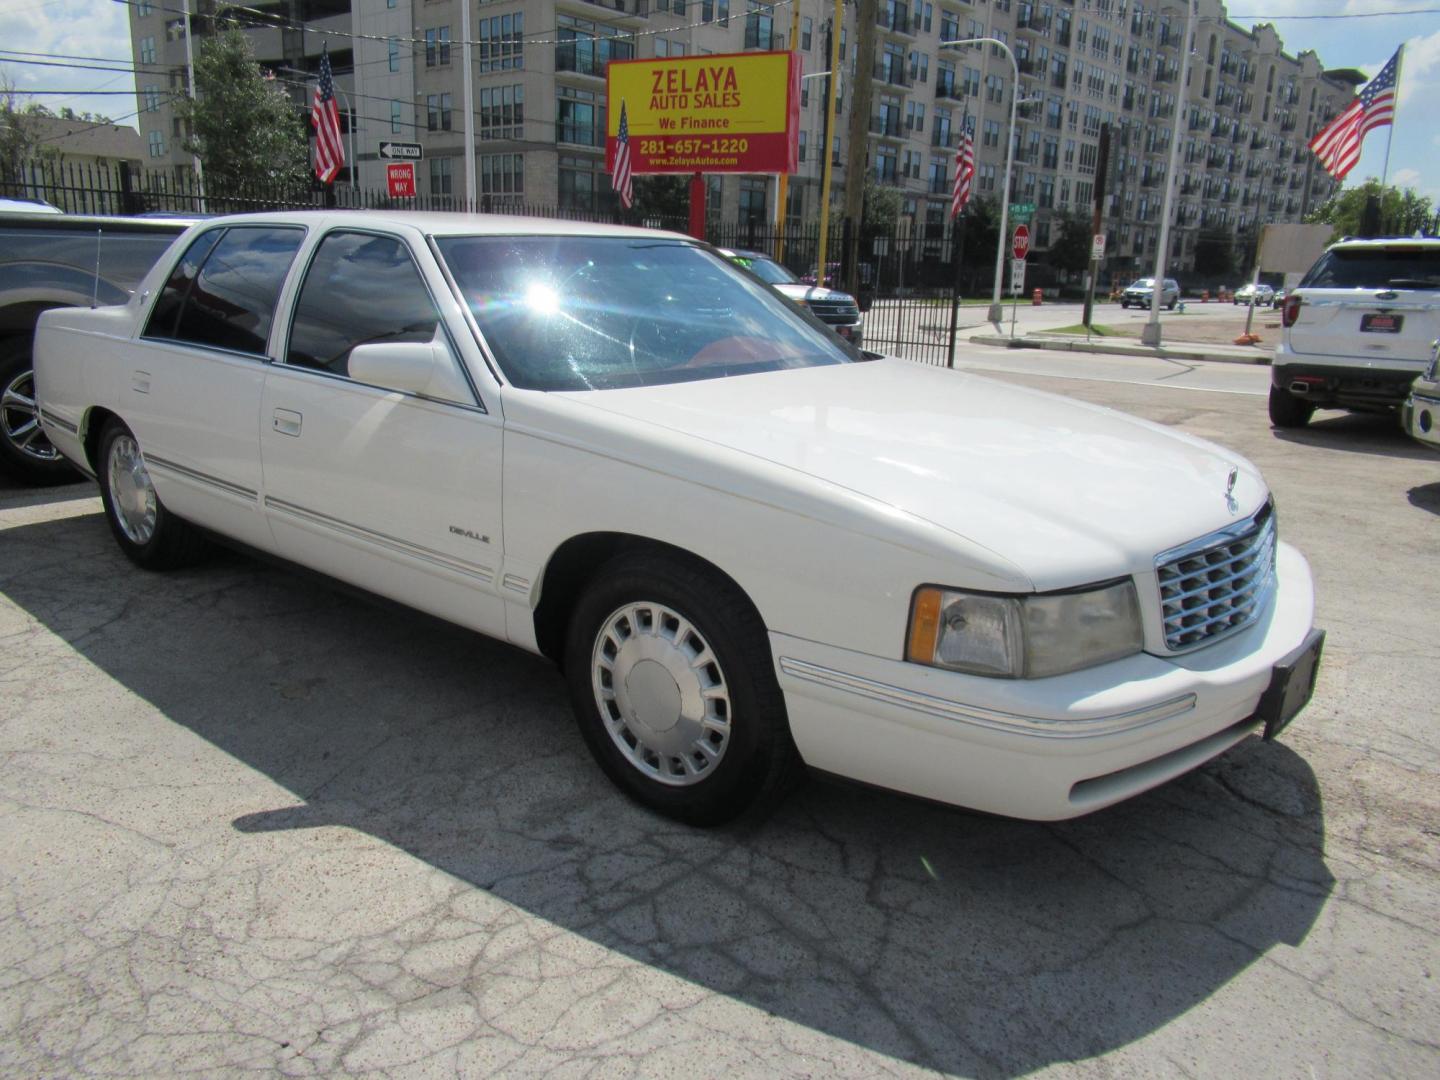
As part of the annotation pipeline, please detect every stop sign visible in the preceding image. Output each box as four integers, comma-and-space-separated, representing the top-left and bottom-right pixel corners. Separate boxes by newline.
1012, 224, 1030, 260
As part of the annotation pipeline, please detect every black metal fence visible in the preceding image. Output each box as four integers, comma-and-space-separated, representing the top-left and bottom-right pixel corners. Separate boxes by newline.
3, 160, 969, 364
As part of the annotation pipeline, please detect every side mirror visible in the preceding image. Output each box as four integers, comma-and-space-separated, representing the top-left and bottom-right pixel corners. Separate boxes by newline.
347, 326, 470, 403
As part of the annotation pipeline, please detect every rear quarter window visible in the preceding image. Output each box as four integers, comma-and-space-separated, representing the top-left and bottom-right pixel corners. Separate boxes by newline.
1300, 247, 1440, 290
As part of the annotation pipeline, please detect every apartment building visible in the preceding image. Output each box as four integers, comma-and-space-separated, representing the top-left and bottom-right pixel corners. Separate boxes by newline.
129, 1, 1354, 276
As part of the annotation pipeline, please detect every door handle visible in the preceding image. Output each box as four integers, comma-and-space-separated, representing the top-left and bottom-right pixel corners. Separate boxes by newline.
131, 371, 150, 394
272, 408, 303, 437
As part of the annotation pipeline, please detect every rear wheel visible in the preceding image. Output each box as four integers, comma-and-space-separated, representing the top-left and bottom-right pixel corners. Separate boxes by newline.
564, 550, 798, 825
96, 419, 208, 569
1268, 384, 1315, 429
0, 339, 80, 485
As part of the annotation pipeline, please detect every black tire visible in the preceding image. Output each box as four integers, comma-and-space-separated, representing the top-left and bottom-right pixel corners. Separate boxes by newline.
1268, 384, 1315, 429
0, 337, 82, 485
563, 549, 798, 826
1119, 301, 1128, 309
96, 418, 208, 570
1168, 298, 1178, 310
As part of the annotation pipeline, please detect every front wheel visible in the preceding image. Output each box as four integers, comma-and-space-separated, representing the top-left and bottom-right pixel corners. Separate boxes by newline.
96, 419, 208, 569
564, 550, 798, 825
1268, 384, 1315, 429
1168, 298, 1178, 311
0, 338, 81, 485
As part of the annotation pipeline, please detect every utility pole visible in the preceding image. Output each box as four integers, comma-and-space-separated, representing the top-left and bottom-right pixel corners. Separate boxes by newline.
815, 0, 844, 285
1082, 123, 1111, 328
843, 0, 878, 297
775, 0, 802, 263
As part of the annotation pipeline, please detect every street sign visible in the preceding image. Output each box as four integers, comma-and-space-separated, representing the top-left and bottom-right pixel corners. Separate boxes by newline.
1091, 233, 1106, 260
1008, 202, 1036, 219
386, 162, 416, 198
1012, 224, 1031, 261
379, 141, 423, 160
1010, 258, 1026, 295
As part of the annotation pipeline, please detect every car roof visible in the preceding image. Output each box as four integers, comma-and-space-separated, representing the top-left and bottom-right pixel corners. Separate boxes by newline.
1328, 235, 1440, 249
188, 209, 689, 241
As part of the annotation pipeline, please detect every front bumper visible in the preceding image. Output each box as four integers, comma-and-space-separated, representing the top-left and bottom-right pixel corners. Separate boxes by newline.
1401, 383, 1440, 452
772, 541, 1317, 821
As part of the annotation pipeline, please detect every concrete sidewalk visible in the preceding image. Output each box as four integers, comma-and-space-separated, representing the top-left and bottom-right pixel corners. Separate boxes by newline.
968, 330, 1274, 366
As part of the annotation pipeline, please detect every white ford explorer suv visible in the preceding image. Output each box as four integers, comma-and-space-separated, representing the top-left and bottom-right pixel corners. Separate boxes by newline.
1270, 236, 1440, 428
33, 212, 1323, 826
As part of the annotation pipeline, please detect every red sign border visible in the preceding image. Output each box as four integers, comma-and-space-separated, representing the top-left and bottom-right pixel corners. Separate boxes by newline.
386, 161, 416, 199
1012, 224, 1031, 260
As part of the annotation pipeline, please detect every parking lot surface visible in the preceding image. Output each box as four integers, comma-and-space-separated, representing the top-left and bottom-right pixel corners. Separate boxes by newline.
2, 355, 1437, 1078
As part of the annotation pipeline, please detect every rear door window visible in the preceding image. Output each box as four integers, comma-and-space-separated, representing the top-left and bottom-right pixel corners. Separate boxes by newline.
1300, 247, 1440, 290
144, 226, 305, 355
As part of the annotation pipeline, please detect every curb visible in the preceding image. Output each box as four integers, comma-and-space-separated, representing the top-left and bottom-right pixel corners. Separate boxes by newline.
966, 333, 1273, 366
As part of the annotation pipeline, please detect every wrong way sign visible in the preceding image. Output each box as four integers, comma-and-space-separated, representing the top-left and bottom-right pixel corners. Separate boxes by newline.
386, 162, 416, 198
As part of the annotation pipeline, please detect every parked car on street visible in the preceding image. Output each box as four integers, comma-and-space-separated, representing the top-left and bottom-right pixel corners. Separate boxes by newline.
1399, 339, 1440, 452
1269, 236, 1440, 429
719, 248, 864, 347
35, 211, 1323, 826
1120, 277, 1180, 310
0, 210, 195, 483
1234, 283, 1275, 306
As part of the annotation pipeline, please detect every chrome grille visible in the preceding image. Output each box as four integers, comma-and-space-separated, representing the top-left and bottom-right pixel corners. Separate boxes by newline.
1156, 502, 1277, 651
806, 299, 861, 323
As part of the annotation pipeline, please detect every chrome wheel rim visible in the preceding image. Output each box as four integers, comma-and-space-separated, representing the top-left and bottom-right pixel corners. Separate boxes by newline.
1, 368, 60, 463
591, 601, 732, 787
107, 434, 157, 545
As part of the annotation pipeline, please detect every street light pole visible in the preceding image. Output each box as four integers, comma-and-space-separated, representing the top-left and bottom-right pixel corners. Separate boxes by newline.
940, 38, 1019, 324
1141, 0, 1196, 348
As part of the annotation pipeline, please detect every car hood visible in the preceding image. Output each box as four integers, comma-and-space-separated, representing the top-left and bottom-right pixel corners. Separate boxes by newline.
551, 359, 1266, 590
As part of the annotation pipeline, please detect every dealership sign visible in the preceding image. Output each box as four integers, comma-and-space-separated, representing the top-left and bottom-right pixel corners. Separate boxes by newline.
606, 51, 800, 175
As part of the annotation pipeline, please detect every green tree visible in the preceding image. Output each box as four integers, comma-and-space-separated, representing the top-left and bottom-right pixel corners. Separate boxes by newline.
628, 175, 689, 222
176, 27, 309, 192
957, 195, 1000, 272
1045, 210, 1093, 274
861, 178, 904, 231
1306, 178, 1436, 237
0, 78, 47, 184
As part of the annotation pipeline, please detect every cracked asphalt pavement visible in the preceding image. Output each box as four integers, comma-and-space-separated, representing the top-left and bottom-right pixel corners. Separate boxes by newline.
1, 360, 1437, 1077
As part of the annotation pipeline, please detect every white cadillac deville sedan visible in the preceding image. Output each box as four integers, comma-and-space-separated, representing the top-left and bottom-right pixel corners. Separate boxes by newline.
34, 212, 1323, 825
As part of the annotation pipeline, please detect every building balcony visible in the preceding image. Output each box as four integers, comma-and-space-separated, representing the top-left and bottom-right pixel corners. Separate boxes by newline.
876, 3, 915, 37
873, 61, 910, 87
871, 114, 904, 138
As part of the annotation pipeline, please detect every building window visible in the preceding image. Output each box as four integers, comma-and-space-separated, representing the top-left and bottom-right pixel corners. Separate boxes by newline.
480, 153, 523, 198
802, 16, 812, 49
137, 0, 154, 14
479, 85, 524, 139
558, 154, 613, 212
479, 13, 525, 73
738, 177, 766, 225
388, 38, 400, 72
557, 89, 599, 147
427, 94, 453, 132
558, 16, 634, 77
142, 86, 161, 112
425, 28, 452, 67
745, 2, 776, 50
140, 36, 156, 65
798, 129, 807, 162
165, 19, 185, 42
391, 101, 402, 134
429, 157, 453, 196
982, 119, 1000, 148
147, 130, 165, 158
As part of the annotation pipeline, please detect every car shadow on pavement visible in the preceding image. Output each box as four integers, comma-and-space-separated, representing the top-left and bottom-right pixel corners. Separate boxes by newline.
1408, 482, 1440, 516
3, 512, 1334, 1078
1272, 412, 1434, 460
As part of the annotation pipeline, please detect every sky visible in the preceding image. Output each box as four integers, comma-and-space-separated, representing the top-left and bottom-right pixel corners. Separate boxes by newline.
1, 0, 1437, 202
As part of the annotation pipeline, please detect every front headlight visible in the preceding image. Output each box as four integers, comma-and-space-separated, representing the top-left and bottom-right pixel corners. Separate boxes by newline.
906, 580, 1143, 678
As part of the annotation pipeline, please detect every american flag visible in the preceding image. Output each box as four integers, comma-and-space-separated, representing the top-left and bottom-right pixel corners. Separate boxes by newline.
612, 100, 634, 210
311, 44, 345, 184
1309, 46, 1401, 181
951, 115, 975, 218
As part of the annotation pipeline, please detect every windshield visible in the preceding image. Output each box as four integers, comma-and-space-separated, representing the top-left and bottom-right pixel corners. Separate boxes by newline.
436, 236, 859, 391
1128, 278, 1155, 288
727, 254, 799, 285
1300, 247, 1440, 290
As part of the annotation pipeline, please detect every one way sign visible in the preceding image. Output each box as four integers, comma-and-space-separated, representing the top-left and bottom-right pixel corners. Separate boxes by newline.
379, 141, 423, 160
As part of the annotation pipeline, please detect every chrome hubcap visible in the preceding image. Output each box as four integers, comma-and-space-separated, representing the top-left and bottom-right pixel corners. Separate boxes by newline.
107, 434, 157, 545
1, 368, 59, 463
591, 601, 732, 786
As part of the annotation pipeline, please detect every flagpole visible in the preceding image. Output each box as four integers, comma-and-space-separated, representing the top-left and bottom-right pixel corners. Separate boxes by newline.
1378, 44, 1403, 194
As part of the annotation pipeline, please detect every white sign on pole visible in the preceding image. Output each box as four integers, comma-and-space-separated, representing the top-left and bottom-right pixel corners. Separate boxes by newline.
1010, 258, 1026, 295
1091, 233, 1106, 260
